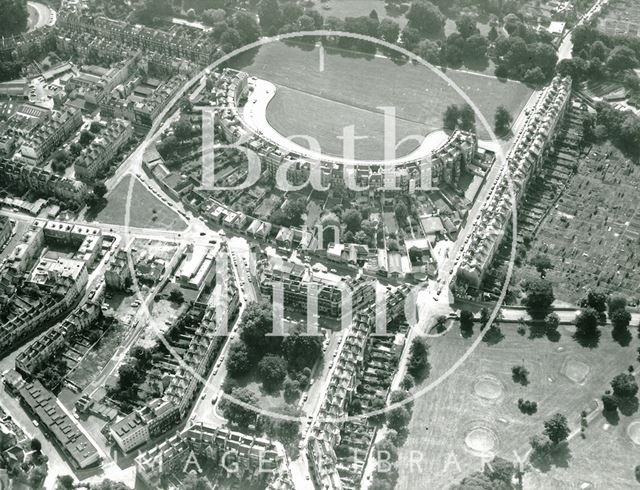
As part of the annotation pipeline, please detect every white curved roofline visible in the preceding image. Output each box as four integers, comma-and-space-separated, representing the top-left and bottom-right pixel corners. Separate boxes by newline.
234, 77, 452, 167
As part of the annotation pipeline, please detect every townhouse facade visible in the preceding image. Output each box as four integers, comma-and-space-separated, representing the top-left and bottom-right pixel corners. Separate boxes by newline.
213, 69, 478, 193
15, 300, 102, 377
74, 118, 133, 181
134, 423, 284, 488
58, 13, 220, 65
18, 107, 82, 164
110, 251, 239, 453
0, 159, 88, 204
456, 76, 573, 288
307, 286, 409, 489
258, 258, 376, 320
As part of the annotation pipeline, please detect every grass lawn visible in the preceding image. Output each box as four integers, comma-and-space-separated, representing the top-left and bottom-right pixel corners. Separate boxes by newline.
397, 322, 640, 490
230, 41, 533, 156
92, 175, 187, 231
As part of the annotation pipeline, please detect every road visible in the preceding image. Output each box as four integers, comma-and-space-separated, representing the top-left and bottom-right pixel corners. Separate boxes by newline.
26, 2, 55, 32
557, 0, 610, 60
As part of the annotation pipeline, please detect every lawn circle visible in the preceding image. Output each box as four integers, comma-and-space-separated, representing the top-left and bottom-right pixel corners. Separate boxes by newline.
627, 421, 640, 445
562, 358, 590, 385
473, 375, 504, 403
464, 425, 499, 455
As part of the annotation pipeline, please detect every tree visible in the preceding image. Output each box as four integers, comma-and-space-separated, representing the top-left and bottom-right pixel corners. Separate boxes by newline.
406, 0, 445, 36
375, 437, 399, 463
416, 39, 441, 64
487, 25, 498, 42
443, 104, 459, 131
343, 208, 363, 232
283, 377, 300, 399
257, 0, 282, 34
523, 278, 554, 318
401, 26, 422, 51
57, 475, 75, 489
544, 312, 560, 333
79, 131, 95, 146
494, 105, 513, 136
606, 46, 639, 73
30, 438, 42, 452
258, 355, 287, 389
394, 202, 408, 224
511, 365, 529, 385
173, 119, 192, 142
407, 336, 429, 379
221, 388, 258, 427
465, 34, 488, 59
543, 413, 570, 444
168, 288, 184, 304
457, 104, 475, 132
460, 309, 474, 332
530, 253, 553, 278
529, 433, 553, 454
484, 456, 515, 484
0, 0, 28, 37
89, 121, 102, 134
575, 307, 600, 339
386, 405, 411, 431
611, 373, 638, 399
611, 308, 631, 330
582, 289, 608, 314
456, 15, 478, 39
282, 324, 322, 371
226, 340, 251, 377
277, 198, 306, 227
93, 182, 108, 200
379, 19, 400, 44
262, 406, 301, 444
234, 11, 261, 44
602, 393, 618, 412
607, 294, 627, 317
117, 363, 140, 389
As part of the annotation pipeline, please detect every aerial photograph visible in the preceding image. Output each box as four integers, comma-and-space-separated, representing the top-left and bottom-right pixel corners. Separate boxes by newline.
0, 0, 639, 489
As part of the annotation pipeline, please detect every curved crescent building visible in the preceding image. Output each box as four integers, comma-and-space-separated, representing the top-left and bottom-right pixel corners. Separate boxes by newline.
212, 69, 478, 192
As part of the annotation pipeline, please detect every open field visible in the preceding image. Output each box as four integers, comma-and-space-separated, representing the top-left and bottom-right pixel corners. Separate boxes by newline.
230, 41, 533, 155
397, 323, 640, 489
93, 175, 187, 230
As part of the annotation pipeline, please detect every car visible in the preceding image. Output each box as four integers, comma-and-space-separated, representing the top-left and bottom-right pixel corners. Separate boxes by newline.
212, 368, 218, 375
201, 394, 205, 401
200, 232, 206, 236
211, 395, 218, 405
32, 420, 39, 428
302, 393, 308, 402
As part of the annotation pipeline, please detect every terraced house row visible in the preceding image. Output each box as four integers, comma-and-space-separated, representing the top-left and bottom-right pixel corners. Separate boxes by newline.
307, 286, 409, 489
456, 75, 573, 288
213, 69, 478, 192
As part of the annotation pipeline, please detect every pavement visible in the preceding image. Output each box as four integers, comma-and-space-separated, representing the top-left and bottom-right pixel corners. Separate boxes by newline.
26, 2, 55, 32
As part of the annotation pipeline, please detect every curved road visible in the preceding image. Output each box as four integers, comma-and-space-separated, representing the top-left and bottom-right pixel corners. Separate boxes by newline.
26, 1, 55, 32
